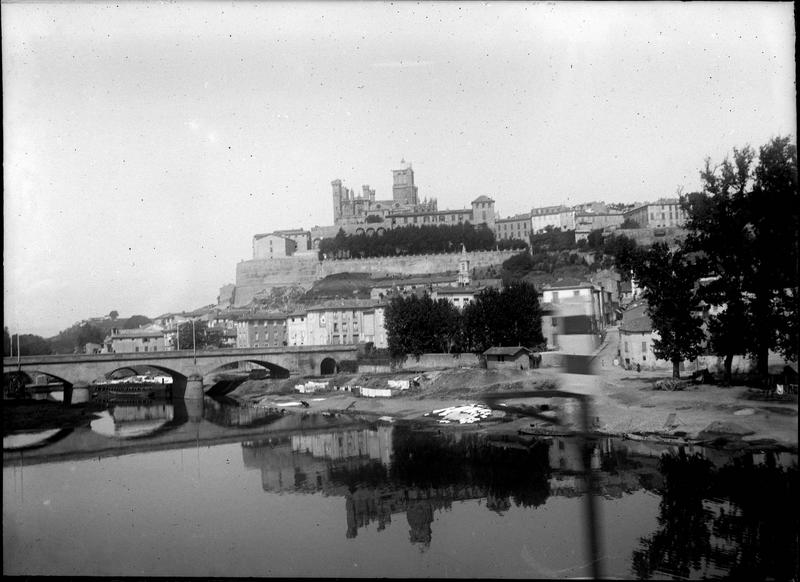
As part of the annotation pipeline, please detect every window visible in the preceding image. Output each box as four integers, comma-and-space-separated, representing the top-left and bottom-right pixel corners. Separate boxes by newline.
573, 290, 580, 297
624, 341, 628, 353
642, 341, 647, 352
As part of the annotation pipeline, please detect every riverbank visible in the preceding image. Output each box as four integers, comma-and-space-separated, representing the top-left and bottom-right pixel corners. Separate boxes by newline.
230, 362, 798, 452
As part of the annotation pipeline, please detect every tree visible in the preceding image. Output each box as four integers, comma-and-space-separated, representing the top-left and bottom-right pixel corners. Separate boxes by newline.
7, 333, 53, 356
177, 320, 223, 350
620, 218, 640, 229
48, 322, 106, 354
123, 315, 152, 329
109, 310, 119, 320
683, 137, 799, 376
462, 282, 544, 353
501, 251, 536, 283
632, 243, 705, 378
384, 295, 461, 359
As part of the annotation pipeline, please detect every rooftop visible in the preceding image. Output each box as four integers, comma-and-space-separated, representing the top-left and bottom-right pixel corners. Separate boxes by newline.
619, 314, 653, 334
483, 346, 532, 357
472, 195, 495, 204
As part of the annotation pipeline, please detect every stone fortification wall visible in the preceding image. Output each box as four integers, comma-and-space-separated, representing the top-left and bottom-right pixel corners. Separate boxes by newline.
234, 249, 519, 306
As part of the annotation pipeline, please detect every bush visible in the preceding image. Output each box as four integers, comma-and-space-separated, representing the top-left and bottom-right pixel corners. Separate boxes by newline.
338, 360, 358, 373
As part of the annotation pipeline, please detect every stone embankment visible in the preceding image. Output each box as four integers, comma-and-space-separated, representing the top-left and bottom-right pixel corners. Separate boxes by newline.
233, 249, 518, 306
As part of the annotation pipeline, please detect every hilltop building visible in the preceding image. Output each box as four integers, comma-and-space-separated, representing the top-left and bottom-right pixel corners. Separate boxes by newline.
622, 198, 687, 229
332, 161, 437, 227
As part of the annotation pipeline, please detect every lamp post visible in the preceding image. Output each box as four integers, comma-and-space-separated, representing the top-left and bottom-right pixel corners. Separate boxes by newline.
192, 318, 197, 366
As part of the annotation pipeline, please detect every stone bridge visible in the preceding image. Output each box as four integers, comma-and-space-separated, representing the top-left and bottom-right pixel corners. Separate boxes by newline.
3, 345, 358, 397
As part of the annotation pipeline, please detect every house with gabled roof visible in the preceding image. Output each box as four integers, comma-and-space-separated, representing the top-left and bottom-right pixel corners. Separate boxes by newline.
483, 346, 533, 369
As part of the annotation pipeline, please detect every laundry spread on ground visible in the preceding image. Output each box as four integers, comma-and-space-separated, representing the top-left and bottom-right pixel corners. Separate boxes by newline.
429, 404, 493, 424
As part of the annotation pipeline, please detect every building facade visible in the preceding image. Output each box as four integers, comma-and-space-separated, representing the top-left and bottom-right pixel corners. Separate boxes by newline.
236, 313, 288, 348
623, 198, 687, 229
618, 301, 669, 369
305, 300, 388, 348
540, 280, 610, 353
105, 326, 166, 353
495, 212, 531, 241
531, 205, 568, 233
253, 233, 297, 260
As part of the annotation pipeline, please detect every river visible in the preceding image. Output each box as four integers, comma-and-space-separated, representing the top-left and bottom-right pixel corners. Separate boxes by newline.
3, 397, 798, 578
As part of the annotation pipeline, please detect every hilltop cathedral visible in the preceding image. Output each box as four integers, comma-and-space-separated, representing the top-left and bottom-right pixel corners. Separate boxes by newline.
331, 160, 438, 226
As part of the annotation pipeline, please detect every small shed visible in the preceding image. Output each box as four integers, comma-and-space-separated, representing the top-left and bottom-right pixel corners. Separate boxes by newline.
483, 346, 533, 370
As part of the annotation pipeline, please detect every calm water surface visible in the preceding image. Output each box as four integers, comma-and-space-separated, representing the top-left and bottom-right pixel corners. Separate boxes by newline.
3, 397, 798, 578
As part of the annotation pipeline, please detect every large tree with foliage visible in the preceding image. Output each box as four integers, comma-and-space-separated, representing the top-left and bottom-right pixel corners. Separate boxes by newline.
48, 322, 106, 354
177, 320, 223, 350
384, 294, 462, 359
123, 315, 152, 329
4, 331, 53, 356
683, 136, 798, 376
462, 281, 544, 353
318, 222, 524, 260
632, 243, 705, 378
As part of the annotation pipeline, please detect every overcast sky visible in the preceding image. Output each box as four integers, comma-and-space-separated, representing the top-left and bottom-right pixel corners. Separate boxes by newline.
3, 1, 795, 338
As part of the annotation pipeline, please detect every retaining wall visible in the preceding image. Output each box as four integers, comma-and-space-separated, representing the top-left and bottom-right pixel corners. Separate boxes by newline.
234, 249, 519, 306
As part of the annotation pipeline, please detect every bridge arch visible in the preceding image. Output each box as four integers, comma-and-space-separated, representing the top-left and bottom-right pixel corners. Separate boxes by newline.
320, 357, 337, 376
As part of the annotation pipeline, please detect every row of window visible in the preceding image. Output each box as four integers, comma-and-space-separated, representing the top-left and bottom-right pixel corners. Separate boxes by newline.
395, 213, 469, 225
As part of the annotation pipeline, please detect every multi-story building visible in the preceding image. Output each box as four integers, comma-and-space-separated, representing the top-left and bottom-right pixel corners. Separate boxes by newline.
387, 195, 496, 231
105, 325, 166, 353
623, 198, 687, 229
431, 285, 487, 310
305, 299, 387, 348
530, 205, 569, 233
236, 313, 288, 348
286, 310, 308, 347
618, 301, 666, 369
540, 280, 611, 353
495, 212, 531, 241
252, 233, 298, 260
574, 212, 625, 242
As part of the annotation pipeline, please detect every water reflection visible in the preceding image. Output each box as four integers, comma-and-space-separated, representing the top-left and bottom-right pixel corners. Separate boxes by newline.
239, 422, 797, 574
2, 428, 74, 451
90, 401, 176, 439
3, 399, 797, 578
632, 448, 799, 580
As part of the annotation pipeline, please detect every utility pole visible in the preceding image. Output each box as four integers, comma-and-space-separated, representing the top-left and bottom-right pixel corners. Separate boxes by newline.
192, 319, 197, 366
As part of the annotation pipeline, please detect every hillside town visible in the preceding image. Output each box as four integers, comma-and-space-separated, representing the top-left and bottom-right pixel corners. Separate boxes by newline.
50, 162, 692, 373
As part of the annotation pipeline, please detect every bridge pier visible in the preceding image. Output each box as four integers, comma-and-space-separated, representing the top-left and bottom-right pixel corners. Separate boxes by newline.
185, 373, 205, 400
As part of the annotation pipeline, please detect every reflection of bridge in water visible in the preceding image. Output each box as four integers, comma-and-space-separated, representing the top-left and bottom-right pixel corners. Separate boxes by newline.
2, 399, 371, 465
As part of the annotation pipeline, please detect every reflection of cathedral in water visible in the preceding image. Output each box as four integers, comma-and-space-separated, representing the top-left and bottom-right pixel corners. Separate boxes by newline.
240, 425, 762, 548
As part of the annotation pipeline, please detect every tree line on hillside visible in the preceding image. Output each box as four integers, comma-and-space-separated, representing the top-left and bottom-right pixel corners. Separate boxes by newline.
384, 281, 544, 359
624, 136, 798, 381
3, 314, 154, 356
318, 222, 527, 260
